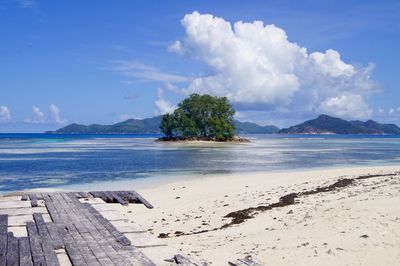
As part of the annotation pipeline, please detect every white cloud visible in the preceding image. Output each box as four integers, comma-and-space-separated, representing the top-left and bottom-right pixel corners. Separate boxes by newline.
154, 88, 176, 115
171, 11, 379, 119
318, 94, 372, 119
0, 106, 11, 122
109, 61, 189, 83
168, 40, 185, 55
49, 104, 66, 124
25, 106, 45, 124
234, 111, 247, 120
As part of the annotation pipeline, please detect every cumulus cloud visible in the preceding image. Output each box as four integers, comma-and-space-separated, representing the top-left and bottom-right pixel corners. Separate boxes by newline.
170, 11, 379, 119
49, 104, 66, 124
25, 106, 45, 124
155, 88, 176, 115
318, 94, 372, 120
0, 106, 11, 122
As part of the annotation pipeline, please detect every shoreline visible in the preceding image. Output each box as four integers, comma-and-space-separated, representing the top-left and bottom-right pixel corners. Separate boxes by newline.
156, 135, 250, 143
2, 165, 400, 264
3, 163, 400, 196
130, 165, 400, 265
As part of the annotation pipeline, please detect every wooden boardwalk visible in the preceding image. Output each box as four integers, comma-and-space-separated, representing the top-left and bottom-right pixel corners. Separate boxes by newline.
0, 191, 186, 266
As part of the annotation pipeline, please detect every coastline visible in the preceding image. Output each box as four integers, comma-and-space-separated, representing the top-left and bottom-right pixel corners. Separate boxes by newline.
3, 165, 400, 264
129, 165, 400, 265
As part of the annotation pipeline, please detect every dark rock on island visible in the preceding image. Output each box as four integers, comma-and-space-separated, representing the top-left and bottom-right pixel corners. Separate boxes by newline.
156, 135, 250, 143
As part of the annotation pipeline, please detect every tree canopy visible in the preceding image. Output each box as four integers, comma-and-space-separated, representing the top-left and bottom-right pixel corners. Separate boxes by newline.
160, 94, 236, 141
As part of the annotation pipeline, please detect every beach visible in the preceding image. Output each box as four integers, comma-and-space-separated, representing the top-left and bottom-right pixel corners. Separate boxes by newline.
124, 165, 400, 265
1, 134, 400, 265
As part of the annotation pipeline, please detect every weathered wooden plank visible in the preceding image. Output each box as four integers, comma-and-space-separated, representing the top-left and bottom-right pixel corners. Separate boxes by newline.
83, 204, 131, 246
228, 261, 246, 266
19, 237, 33, 266
6, 232, 19, 266
29, 194, 38, 208
43, 200, 59, 221
52, 194, 94, 265
20, 191, 158, 266
0, 254, 4, 266
79, 203, 142, 265
32, 213, 53, 248
21, 194, 29, 201
67, 226, 98, 266
90, 191, 104, 201
88, 191, 100, 198
82, 224, 121, 265
26, 221, 47, 266
60, 193, 73, 204
117, 191, 139, 203
98, 192, 112, 203
115, 191, 132, 203
62, 233, 87, 266
119, 246, 157, 266
109, 192, 128, 206
79, 232, 112, 266
229, 256, 263, 266
37, 194, 44, 200
0, 215, 7, 227
46, 223, 64, 249
238, 257, 263, 266
0, 215, 8, 261
39, 240, 60, 266
128, 191, 154, 209
51, 197, 87, 266
69, 192, 81, 199
77, 203, 130, 264
78, 192, 91, 199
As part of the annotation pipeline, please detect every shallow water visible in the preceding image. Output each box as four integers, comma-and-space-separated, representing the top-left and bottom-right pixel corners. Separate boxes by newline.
0, 133, 400, 193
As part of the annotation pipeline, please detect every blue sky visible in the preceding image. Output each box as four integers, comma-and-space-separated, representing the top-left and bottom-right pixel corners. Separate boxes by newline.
1, 0, 399, 132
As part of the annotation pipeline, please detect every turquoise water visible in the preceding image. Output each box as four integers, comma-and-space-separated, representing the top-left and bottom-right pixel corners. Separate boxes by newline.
0, 133, 400, 193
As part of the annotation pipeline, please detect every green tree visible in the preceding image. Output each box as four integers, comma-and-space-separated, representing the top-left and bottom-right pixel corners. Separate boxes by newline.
160, 94, 236, 141
159, 113, 176, 137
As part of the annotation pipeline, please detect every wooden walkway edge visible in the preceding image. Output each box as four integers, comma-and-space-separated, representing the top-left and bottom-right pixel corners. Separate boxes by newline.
0, 191, 157, 266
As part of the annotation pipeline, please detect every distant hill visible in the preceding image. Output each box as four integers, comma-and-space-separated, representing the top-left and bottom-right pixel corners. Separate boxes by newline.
48, 116, 280, 134
48, 116, 163, 134
234, 121, 279, 134
279, 114, 400, 134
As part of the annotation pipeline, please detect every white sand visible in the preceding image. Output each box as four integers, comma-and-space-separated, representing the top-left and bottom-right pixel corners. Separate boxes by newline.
128, 165, 400, 265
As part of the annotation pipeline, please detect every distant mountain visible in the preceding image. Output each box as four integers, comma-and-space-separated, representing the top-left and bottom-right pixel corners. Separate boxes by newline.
279, 114, 400, 134
234, 121, 279, 134
48, 116, 163, 134
48, 116, 280, 134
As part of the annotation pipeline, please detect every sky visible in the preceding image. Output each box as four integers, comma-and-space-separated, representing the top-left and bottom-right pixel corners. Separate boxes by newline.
1, 0, 400, 132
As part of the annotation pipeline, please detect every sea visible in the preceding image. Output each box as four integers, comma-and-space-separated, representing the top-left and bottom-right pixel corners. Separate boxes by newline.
1, 133, 400, 194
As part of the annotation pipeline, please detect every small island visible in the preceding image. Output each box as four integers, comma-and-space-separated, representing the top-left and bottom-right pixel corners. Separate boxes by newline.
158, 94, 249, 142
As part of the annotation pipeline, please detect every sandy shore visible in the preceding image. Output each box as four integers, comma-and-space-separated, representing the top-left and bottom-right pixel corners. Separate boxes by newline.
128, 166, 400, 265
